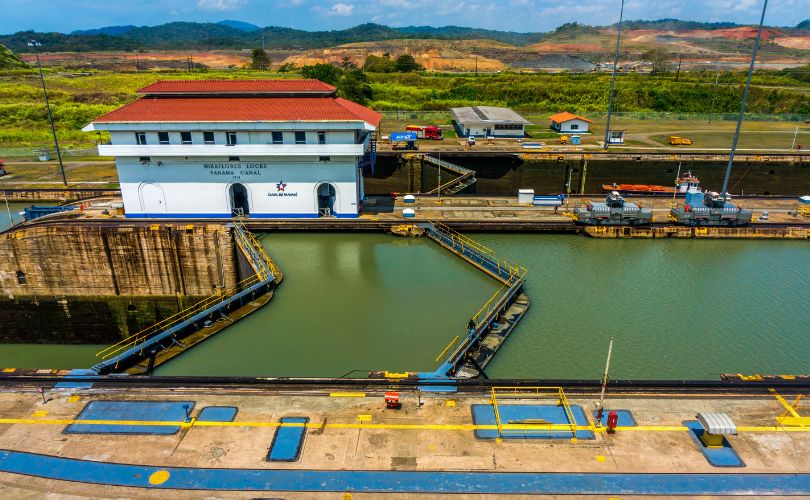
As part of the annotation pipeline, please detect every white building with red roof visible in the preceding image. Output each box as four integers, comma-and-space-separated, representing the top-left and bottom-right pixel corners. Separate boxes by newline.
83, 79, 380, 219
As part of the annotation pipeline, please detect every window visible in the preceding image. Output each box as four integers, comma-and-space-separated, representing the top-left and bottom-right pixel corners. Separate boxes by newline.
319, 156, 330, 162
295, 131, 306, 144
318, 131, 326, 145
158, 132, 170, 145
228, 156, 240, 162
203, 132, 215, 144
226, 132, 237, 146
180, 132, 192, 144
570, 124, 579, 130
135, 132, 146, 145
16, 270, 26, 285
271, 131, 283, 144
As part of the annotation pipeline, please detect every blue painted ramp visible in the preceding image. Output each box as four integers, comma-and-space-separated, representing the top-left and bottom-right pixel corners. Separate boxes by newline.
472, 404, 594, 440
267, 417, 309, 462
197, 407, 238, 423
684, 420, 745, 467
65, 401, 195, 435
0, 449, 809, 494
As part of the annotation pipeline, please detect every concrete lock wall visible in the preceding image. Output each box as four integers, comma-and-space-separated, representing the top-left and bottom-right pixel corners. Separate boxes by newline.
0, 223, 240, 343
116, 157, 360, 218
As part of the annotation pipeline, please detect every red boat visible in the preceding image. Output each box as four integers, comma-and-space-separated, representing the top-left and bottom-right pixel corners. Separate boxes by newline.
603, 172, 700, 195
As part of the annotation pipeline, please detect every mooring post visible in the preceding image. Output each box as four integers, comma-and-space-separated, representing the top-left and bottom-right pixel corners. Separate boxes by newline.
146, 349, 158, 376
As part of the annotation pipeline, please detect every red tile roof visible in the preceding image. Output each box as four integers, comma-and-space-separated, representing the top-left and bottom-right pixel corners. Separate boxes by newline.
548, 112, 593, 124
92, 96, 380, 127
137, 79, 336, 94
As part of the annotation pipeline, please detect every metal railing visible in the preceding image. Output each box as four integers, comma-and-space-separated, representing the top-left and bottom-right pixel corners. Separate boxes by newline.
491, 386, 578, 443
425, 221, 527, 375
94, 219, 278, 370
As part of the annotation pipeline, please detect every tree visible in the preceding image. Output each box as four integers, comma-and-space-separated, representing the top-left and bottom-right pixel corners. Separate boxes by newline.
363, 54, 396, 73
340, 55, 357, 70
394, 54, 424, 73
277, 62, 297, 73
250, 48, 270, 70
301, 63, 343, 85
337, 69, 372, 104
640, 49, 673, 75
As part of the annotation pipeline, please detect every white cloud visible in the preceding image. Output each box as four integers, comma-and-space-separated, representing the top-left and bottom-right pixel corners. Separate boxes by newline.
329, 2, 355, 15
196, 0, 248, 11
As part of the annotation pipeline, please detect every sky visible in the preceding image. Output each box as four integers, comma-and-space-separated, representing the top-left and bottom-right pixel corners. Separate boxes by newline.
0, 0, 807, 34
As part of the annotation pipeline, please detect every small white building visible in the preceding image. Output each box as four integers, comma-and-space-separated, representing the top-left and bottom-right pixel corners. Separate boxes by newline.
450, 106, 531, 138
83, 79, 380, 219
548, 112, 593, 134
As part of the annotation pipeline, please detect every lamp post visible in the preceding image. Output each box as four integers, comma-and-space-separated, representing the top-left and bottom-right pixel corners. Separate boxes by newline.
27, 40, 67, 187
603, 0, 625, 150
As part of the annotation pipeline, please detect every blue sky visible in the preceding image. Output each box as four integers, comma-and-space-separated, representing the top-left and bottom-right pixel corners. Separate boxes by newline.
1, 0, 806, 34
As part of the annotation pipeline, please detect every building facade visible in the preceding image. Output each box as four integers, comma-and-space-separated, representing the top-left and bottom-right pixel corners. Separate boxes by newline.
450, 106, 531, 138
84, 80, 380, 219
548, 112, 593, 134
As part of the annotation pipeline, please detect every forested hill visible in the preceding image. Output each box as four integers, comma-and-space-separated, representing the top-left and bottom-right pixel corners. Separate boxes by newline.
0, 43, 27, 69
1, 19, 806, 53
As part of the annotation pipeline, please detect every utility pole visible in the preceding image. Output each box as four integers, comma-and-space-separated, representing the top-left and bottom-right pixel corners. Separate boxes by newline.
603, 0, 625, 150
791, 125, 799, 151
721, 0, 768, 197
675, 53, 682, 82
595, 336, 615, 424
2, 180, 13, 226
708, 71, 720, 123
28, 40, 67, 187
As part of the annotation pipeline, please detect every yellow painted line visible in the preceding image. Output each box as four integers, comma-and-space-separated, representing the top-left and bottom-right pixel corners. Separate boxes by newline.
329, 392, 366, 398
2, 418, 810, 433
31, 411, 48, 418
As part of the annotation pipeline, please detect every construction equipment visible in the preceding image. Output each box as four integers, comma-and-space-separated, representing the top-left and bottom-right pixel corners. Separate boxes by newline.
668, 136, 693, 146
573, 191, 653, 225
670, 189, 752, 227
559, 135, 569, 145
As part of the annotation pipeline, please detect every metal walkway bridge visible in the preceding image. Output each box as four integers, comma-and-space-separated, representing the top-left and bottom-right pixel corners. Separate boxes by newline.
422, 155, 477, 195
421, 222, 528, 378
90, 219, 281, 375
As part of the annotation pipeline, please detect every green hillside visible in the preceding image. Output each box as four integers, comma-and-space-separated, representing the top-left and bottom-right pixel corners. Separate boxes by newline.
0, 43, 26, 69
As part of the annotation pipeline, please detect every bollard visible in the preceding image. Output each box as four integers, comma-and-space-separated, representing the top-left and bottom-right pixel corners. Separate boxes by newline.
607, 410, 618, 435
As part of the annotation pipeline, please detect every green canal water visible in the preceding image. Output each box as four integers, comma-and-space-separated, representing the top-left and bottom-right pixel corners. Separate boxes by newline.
0, 202, 28, 231
0, 232, 808, 380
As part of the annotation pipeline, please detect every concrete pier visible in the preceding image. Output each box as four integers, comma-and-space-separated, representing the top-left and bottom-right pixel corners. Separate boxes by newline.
0, 380, 808, 496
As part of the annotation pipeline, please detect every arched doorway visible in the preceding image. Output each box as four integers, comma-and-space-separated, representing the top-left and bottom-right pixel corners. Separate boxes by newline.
229, 183, 250, 216
316, 183, 336, 217
139, 182, 166, 214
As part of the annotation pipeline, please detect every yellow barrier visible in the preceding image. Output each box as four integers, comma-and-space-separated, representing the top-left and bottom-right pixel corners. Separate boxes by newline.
491, 386, 579, 443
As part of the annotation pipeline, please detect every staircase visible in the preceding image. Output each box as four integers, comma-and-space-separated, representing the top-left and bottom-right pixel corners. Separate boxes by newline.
422, 155, 477, 195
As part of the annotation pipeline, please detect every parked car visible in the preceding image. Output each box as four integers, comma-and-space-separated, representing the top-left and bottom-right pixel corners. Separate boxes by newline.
467, 136, 476, 146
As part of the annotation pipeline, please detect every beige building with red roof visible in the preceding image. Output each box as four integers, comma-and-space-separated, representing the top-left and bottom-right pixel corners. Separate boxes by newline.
83, 80, 380, 219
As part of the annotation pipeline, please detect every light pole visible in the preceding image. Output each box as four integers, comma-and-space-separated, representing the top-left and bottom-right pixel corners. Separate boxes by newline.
720, 0, 768, 197
28, 40, 67, 187
603, 0, 625, 150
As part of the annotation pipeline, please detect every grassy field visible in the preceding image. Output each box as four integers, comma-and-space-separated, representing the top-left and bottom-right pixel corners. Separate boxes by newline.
1, 67, 808, 155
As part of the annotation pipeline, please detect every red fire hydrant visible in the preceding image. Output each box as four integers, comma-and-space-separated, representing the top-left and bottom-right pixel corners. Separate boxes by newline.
606, 410, 619, 435
384, 392, 401, 410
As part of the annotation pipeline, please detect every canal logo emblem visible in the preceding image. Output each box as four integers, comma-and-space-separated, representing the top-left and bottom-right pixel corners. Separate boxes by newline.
276, 180, 287, 192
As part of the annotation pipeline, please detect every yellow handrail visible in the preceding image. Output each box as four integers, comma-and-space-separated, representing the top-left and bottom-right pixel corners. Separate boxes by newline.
97, 220, 277, 361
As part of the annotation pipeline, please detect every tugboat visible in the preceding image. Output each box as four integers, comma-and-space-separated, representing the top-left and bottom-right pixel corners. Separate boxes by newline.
603, 171, 700, 195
